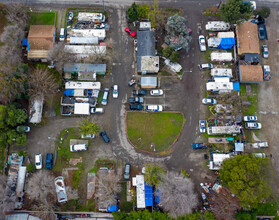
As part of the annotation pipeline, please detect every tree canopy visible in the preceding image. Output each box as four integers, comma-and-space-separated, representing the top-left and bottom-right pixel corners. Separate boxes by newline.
78, 118, 101, 136
164, 14, 192, 51
219, 154, 271, 208
127, 2, 138, 22
255, 6, 270, 18
220, 0, 254, 24
144, 163, 164, 186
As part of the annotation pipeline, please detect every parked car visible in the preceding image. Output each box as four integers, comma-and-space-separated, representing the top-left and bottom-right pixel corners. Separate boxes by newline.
125, 27, 136, 37
243, 116, 257, 121
198, 35, 206, 52
199, 120, 206, 133
258, 25, 265, 40
202, 98, 217, 105
146, 105, 163, 112
100, 130, 110, 143
150, 89, 163, 96
199, 63, 213, 70
263, 65, 271, 81
81, 134, 95, 139
46, 153, 53, 170
123, 163, 131, 180
16, 125, 30, 133
245, 122, 262, 129
192, 143, 208, 150
129, 97, 144, 104
91, 107, 104, 114
112, 85, 118, 98
101, 88, 109, 105
133, 89, 147, 96
253, 152, 266, 158
128, 79, 136, 87
251, 142, 268, 148
250, 15, 265, 25
130, 104, 143, 110
55, 176, 68, 203
262, 45, 268, 58
35, 154, 42, 169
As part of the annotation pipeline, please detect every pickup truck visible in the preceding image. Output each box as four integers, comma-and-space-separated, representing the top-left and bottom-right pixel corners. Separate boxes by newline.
251, 142, 268, 148
192, 143, 208, 150
133, 89, 147, 96
129, 97, 144, 104
46, 153, 53, 170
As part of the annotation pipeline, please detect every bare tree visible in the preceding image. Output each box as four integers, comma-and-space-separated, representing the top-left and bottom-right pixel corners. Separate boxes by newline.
25, 170, 56, 203
48, 42, 76, 72
0, 175, 16, 217
156, 172, 198, 218
5, 3, 30, 27
28, 67, 59, 100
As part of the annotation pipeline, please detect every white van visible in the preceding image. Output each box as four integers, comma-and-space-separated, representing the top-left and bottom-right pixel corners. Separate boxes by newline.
59, 28, 66, 41
146, 105, 163, 112
101, 88, 109, 106
70, 144, 87, 152
91, 107, 104, 114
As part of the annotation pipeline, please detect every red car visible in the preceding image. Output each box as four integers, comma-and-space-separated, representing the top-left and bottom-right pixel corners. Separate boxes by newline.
125, 27, 136, 37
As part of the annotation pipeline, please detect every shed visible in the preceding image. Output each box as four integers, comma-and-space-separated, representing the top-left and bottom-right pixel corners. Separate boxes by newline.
164, 59, 182, 73
236, 22, 260, 55
15, 166, 27, 198
235, 142, 244, 152
244, 53, 260, 63
78, 72, 96, 81
138, 56, 159, 73
29, 97, 44, 124
239, 65, 263, 83
217, 31, 235, 38
74, 103, 90, 115
139, 22, 152, 30
211, 68, 233, 78
140, 77, 157, 89
64, 63, 106, 75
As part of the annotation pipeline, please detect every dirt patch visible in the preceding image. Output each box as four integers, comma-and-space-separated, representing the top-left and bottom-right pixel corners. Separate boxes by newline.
69, 157, 83, 165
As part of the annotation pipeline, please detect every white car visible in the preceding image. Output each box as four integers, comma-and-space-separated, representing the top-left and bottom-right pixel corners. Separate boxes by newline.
262, 45, 268, 58
199, 35, 206, 52
112, 85, 118, 98
199, 120, 206, 133
35, 154, 42, 169
146, 105, 163, 112
252, 142, 268, 148
243, 116, 257, 122
91, 107, 104, 114
199, 63, 213, 70
81, 134, 95, 139
150, 89, 163, 96
202, 98, 217, 105
245, 122, 262, 129
55, 176, 68, 203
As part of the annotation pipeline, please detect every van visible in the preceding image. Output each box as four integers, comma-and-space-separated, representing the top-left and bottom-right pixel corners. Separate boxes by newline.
91, 107, 104, 114
146, 105, 163, 112
123, 163, 131, 180
59, 28, 66, 41
70, 144, 87, 152
101, 88, 109, 106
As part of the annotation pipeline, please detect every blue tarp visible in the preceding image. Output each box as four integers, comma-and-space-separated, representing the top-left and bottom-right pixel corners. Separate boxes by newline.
64, 89, 74, 96
22, 39, 28, 46
155, 189, 160, 204
217, 38, 235, 49
107, 204, 117, 212
233, 82, 240, 91
145, 183, 153, 207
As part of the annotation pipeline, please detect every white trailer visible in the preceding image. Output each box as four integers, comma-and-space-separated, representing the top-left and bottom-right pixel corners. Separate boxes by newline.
217, 31, 235, 38
205, 21, 230, 31
207, 38, 222, 48
211, 52, 233, 62
211, 68, 233, 78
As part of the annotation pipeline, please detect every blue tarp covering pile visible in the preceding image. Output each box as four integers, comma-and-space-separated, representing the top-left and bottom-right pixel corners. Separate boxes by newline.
145, 183, 153, 206
217, 38, 235, 49
233, 82, 240, 91
154, 189, 160, 204
64, 89, 74, 96
107, 204, 117, 212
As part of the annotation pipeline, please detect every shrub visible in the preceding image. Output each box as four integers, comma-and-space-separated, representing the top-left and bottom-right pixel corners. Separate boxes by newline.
27, 164, 36, 173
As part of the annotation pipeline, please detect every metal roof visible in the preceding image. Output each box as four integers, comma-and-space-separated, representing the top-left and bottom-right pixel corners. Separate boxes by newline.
64, 63, 106, 73
137, 30, 155, 57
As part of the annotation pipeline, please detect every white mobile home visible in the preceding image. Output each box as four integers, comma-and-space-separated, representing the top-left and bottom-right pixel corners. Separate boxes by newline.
217, 31, 235, 38
74, 103, 90, 115
68, 36, 99, 45
211, 68, 233, 78
68, 29, 106, 40
211, 52, 233, 62
77, 12, 105, 23
205, 21, 230, 31
65, 81, 101, 90
207, 125, 242, 135
64, 45, 106, 56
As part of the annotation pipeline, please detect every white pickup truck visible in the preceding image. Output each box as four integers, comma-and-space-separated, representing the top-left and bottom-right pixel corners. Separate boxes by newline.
251, 142, 268, 148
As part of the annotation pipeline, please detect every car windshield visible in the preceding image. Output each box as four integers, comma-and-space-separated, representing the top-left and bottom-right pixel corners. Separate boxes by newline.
36, 162, 40, 165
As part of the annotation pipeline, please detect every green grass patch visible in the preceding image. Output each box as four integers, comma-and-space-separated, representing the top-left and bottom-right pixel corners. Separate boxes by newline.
240, 84, 259, 115
97, 91, 104, 104
126, 112, 184, 152
53, 127, 81, 172
29, 12, 55, 25
160, 71, 172, 76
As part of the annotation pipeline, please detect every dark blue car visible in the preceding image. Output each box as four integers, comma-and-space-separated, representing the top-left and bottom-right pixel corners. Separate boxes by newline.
192, 143, 208, 150
46, 153, 53, 170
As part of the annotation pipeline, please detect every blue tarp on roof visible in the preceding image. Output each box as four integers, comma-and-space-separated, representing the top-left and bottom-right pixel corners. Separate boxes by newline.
107, 204, 117, 212
233, 82, 240, 91
64, 89, 74, 96
217, 38, 235, 49
22, 39, 28, 46
145, 183, 153, 207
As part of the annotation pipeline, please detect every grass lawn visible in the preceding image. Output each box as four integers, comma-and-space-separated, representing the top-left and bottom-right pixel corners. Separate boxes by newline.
29, 12, 55, 25
53, 127, 86, 172
240, 84, 259, 115
126, 112, 185, 152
